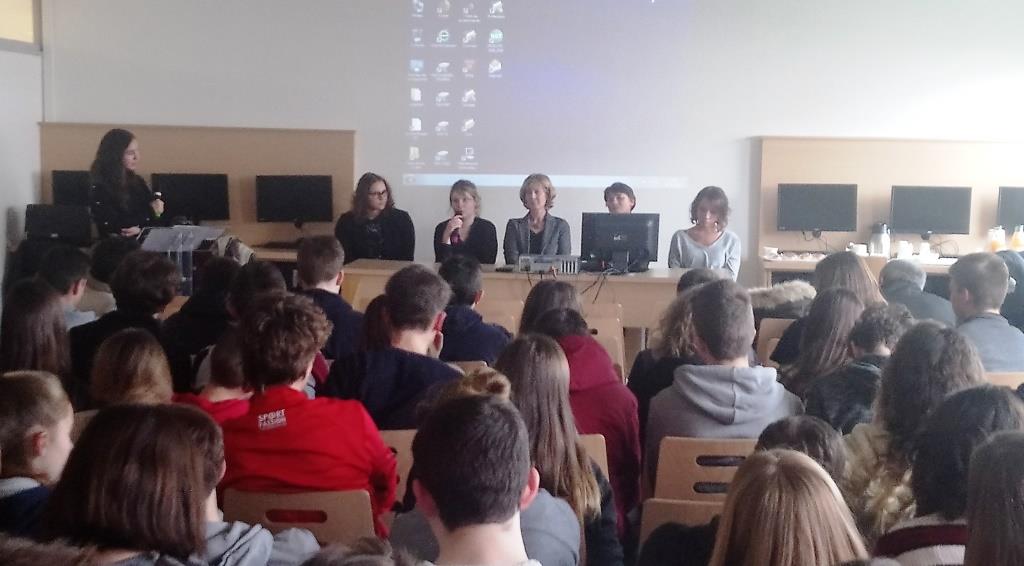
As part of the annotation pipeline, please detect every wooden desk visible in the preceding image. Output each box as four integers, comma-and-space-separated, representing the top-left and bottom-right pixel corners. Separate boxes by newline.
762, 257, 954, 287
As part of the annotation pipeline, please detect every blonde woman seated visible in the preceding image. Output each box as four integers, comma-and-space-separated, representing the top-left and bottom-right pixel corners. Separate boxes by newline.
503, 174, 571, 265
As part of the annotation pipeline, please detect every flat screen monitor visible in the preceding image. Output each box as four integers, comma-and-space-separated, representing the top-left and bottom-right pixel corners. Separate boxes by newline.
52, 170, 92, 207
777, 184, 858, 232
255, 175, 333, 223
998, 186, 1024, 229
151, 173, 230, 221
580, 213, 659, 272
890, 185, 972, 236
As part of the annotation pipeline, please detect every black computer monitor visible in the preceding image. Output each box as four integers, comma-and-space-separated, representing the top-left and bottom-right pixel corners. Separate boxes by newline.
777, 184, 858, 233
580, 213, 659, 272
52, 170, 92, 207
151, 173, 230, 221
255, 175, 333, 224
890, 185, 972, 238
998, 187, 1024, 229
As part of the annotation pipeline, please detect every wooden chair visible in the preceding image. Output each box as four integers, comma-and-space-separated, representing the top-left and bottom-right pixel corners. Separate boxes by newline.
581, 302, 624, 321
379, 429, 417, 504
987, 372, 1024, 389
580, 433, 609, 479
756, 318, 794, 366
639, 499, 723, 546
159, 295, 188, 320
589, 317, 626, 376
222, 489, 374, 544
654, 437, 757, 500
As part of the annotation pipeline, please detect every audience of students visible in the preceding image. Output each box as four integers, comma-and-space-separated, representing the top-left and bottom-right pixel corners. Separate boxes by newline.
780, 288, 866, 399
878, 259, 956, 325
334, 172, 415, 264
875, 385, 1024, 564
319, 265, 461, 430
604, 182, 636, 213
518, 280, 582, 334
174, 329, 252, 424
0, 371, 74, 537
494, 334, 625, 565
35, 245, 96, 329
646, 279, 802, 480
668, 186, 741, 280
531, 308, 640, 540
295, 236, 363, 361
805, 302, 914, 434
161, 256, 241, 372
964, 431, 1024, 566
843, 321, 985, 542
436, 255, 512, 365
0, 280, 71, 386
504, 174, 571, 265
77, 235, 140, 316
949, 252, 1024, 371
220, 293, 397, 536
434, 179, 499, 264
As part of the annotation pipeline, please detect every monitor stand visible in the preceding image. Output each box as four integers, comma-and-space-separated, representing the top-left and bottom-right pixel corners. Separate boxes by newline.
610, 251, 650, 274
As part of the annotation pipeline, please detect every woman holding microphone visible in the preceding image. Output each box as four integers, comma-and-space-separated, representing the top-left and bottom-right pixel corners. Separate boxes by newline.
433, 179, 498, 264
88, 129, 164, 237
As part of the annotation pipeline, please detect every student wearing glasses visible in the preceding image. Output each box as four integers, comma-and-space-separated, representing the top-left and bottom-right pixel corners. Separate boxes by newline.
334, 172, 415, 264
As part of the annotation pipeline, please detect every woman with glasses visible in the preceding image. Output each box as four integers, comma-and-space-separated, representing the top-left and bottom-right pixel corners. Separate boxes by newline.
334, 172, 415, 263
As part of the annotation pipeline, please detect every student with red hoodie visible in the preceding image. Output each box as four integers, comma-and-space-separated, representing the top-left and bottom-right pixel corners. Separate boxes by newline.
174, 329, 251, 424
220, 292, 397, 536
534, 308, 641, 539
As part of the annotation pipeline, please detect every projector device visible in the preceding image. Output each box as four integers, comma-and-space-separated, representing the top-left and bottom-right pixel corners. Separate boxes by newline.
517, 254, 580, 274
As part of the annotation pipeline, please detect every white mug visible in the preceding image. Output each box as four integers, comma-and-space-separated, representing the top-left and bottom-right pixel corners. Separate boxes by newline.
919, 242, 931, 255
896, 240, 914, 258
851, 244, 868, 256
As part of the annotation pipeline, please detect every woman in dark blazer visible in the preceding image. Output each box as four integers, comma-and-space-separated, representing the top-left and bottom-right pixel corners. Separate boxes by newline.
433, 179, 498, 264
89, 128, 164, 237
503, 173, 571, 265
334, 172, 415, 264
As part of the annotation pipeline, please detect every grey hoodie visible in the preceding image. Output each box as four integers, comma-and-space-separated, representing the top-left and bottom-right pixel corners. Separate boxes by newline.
203, 521, 319, 566
645, 364, 802, 477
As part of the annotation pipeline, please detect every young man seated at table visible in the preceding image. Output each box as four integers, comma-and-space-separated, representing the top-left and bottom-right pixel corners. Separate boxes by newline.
437, 255, 511, 365
950, 252, 1024, 372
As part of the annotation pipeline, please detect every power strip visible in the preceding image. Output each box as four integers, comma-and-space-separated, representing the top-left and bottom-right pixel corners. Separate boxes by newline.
517, 254, 581, 274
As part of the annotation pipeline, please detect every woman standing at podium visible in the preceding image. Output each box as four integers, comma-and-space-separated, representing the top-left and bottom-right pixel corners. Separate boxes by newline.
433, 179, 498, 264
334, 172, 415, 264
503, 173, 571, 265
668, 186, 741, 280
89, 128, 164, 237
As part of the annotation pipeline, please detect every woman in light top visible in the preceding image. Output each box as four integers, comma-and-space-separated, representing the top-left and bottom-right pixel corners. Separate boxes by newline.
503, 174, 571, 265
668, 186, 740, 279
433, 179, 498, 264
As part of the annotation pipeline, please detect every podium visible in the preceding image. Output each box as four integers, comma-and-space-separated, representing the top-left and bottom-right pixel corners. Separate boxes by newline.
140, 226, 224, 296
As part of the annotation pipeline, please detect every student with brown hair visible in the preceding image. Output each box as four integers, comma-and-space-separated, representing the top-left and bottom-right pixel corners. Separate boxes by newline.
843, 321, 985, 542
964, 431, 1024, 566
90, 328, 174, 407
518, 280, 582, 334
780, 288, 865, 399
174, 328, 251, 424
36, 244, 97, 329
949, 252, 1024, 371
436, 255, 511, 365
221, 293, 397, 536
0, 280, 71, 384
0, 371, 74, 537
707, 450, 867, 566
296, 235, 363, 361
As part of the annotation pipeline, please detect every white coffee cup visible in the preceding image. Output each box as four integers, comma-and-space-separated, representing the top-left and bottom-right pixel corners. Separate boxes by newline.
851, 244, 868, 256
896, 240, 914, 258
919, 242, 931, 255
763, 246, 779, 258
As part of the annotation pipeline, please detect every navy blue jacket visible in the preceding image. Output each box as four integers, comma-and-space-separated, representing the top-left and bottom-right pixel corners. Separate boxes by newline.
299, 289, 363, 361
439, 305, 512, 365
0, 484, 50, 537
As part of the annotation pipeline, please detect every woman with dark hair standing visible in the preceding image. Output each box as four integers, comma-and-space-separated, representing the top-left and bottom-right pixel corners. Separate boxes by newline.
668, 186, 741, 279
433, 179, 498, 264
89, 128, 164, 237
334, 172, 415, 264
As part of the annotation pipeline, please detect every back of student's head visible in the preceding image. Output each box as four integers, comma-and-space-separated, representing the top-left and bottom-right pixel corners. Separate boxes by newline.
42, 404, 210, 560
493, 334, 600, 520
651, 289, 699, 360
175, 402, 224, 496
194, 256, 241, 301
413, 394, 531, 531
913, 385, 1024, 522
519, 280, 581, 334
756, 416, 846, 482
879, 259, 927, 291
0, 536, 98, 566
965, 431, 1024, 566
676, 268, 722, 294
297, 235, 345, 288
848, 302, 914, 352
689, 279, 755, 361
879, 321, 985, 460
37, 245, 91, 295
532, 308, 590, 340
110, 251, 179, 314
950, 252, 1011, 310
383, 264, 451, 330
814, 251, 885, 305
708, 449, 867, 566
90, 328, 173, 407
0, 371, 72, 483
788, 288, 865, 396
0, 279, 69, 378
240, 292, 331, 390
89, 236, 140, 284
302, 538, 416, 566
438, 254, 482, 307
210, 328, 246, 390
228, 260, 287, 316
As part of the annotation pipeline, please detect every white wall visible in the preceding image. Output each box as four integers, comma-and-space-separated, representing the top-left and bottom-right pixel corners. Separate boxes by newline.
0, 49, 43, 281
41, 0, 1024, 283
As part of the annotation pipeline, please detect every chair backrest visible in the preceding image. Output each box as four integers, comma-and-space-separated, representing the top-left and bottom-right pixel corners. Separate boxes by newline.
354, 294, 374, 313
222, 489, 374, 544
756, 318, 794, 365
159, 295, 189, 320
639, 498, 723, 546
379, 429, 417, 504
452, 360, 488, 373
654, 437, 757, 500
588, 317, 626, 375
581, 302, 624, 321
987, 372, 1024, 389
579, 433, 609, 479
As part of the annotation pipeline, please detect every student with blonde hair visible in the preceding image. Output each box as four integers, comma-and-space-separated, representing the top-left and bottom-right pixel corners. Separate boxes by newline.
503, 173, 571, 265
964, 431, 1024, 566
90, 328, 174, 407
708, 449, 867, 566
